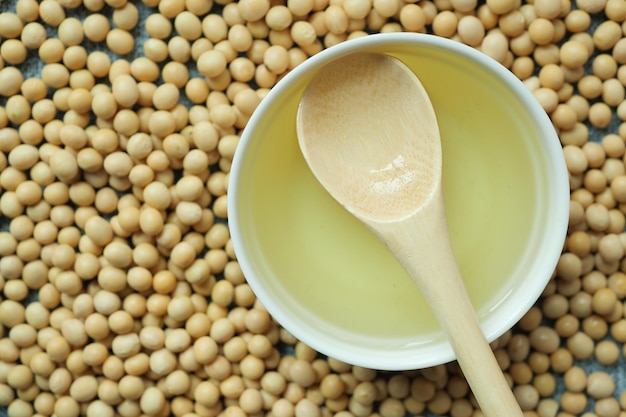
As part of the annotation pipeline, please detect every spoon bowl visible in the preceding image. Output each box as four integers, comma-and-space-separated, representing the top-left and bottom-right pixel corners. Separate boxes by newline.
297, 53, 441, 221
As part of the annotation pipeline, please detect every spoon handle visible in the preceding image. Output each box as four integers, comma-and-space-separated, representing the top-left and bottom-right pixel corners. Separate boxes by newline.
368, 188, 524, 417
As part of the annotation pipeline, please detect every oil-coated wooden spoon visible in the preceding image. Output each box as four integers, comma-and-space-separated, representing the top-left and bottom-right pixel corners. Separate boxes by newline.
296, 53, 523, 417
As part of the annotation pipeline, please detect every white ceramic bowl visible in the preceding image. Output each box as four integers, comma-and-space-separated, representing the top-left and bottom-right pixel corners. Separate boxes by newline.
229, 33, 569, 371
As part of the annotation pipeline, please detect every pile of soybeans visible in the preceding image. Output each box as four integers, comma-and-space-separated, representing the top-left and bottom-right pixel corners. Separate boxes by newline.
1, 0, 626, 415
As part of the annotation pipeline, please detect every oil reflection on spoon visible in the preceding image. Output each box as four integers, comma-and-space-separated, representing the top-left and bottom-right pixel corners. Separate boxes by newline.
369, 155, 417, 196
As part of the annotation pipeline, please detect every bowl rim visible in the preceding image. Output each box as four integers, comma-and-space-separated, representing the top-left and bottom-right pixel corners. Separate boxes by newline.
228, 33, 570, 370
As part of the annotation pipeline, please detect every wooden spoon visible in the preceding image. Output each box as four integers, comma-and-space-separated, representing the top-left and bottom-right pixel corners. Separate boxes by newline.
296, 53, 523, 417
